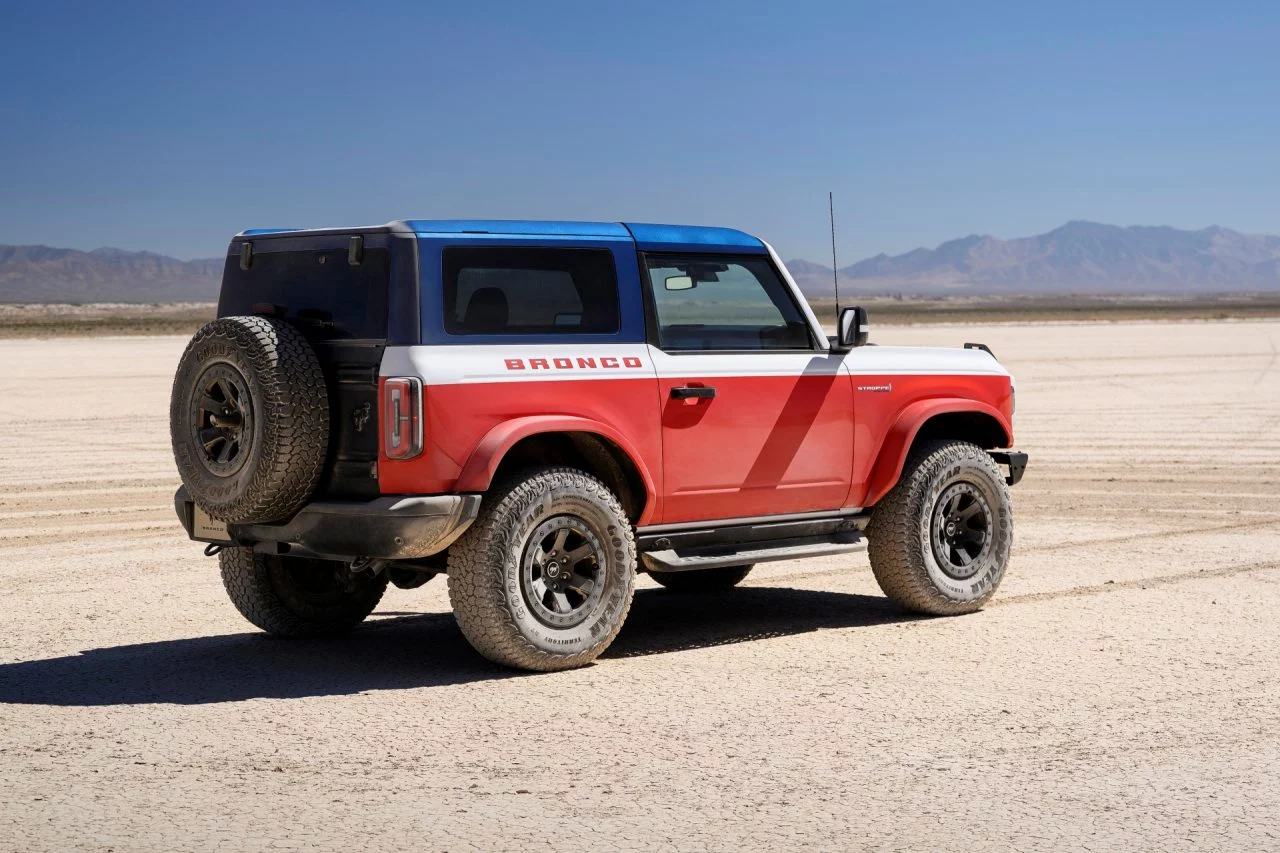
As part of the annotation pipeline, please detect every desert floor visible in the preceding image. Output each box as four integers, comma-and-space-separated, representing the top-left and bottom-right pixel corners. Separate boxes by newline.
1, 321, 1278, 851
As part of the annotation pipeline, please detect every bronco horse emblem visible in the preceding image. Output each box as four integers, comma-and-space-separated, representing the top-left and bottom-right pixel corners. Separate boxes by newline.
352, 402, 371, 432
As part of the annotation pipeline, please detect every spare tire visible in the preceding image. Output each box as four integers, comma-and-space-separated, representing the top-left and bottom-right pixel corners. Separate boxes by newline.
170, 315, 329, 524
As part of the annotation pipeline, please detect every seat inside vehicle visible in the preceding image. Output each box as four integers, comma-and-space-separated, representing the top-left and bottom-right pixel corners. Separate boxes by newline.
462, 287, 509, 334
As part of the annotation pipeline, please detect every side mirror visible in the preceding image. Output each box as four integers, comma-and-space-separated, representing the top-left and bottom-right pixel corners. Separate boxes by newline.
664, 275, 695, 291
834, 306, 869, 351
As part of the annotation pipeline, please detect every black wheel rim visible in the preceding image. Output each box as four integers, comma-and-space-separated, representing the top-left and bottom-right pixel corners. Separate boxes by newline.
520, 515, 606, 629
930, 482, 992, 580
189, 363, 253, 477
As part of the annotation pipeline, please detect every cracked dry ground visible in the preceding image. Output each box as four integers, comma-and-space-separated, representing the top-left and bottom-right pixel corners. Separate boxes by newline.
1, 320, 1278, 852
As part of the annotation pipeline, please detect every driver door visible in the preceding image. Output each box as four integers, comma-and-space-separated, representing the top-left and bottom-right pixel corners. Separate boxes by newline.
643, 253, 854, 524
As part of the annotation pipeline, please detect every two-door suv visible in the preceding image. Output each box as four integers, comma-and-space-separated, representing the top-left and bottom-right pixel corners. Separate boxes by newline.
170, 220, 1027, 671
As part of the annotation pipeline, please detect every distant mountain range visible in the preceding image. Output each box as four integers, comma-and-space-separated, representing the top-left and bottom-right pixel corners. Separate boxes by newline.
0, 245, 222, 302
787, 221, 1280, 297
4, 221, 1280, 303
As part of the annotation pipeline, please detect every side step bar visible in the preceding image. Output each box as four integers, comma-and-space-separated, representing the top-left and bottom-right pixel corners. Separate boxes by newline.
642, 532, 865, 573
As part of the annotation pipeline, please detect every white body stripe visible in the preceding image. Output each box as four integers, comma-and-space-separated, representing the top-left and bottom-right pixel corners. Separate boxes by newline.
843, 345, 1009, 376
380, 344, 655, 385
645, 345, 846, 379
382, 342, 1009, 385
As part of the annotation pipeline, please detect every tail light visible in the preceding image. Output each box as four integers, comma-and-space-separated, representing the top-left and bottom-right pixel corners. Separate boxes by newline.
383, 377, 423, 459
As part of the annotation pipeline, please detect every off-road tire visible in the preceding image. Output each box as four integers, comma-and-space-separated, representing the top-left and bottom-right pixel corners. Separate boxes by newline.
219, 547, 387, 636
866, 440, 1012, 615
649, 564, 754, 592
447, 467, 636, 672
170, 315, 329, 524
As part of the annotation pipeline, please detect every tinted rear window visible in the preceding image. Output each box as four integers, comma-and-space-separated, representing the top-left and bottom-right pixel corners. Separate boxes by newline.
442, 247, 619, 335
218, 245, 390, 339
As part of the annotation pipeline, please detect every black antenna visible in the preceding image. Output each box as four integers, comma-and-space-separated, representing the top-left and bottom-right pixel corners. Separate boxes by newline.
829, 191, 841, 318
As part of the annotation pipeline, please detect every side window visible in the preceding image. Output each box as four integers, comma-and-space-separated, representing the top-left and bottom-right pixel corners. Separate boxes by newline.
443, 248, 620, 335
644, 255, 813, 351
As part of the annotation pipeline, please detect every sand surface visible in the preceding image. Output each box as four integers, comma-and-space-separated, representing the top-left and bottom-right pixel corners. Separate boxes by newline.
1, 321, 1278, 851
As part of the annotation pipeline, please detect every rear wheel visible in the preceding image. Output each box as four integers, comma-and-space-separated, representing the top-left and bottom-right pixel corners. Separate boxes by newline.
447, 467, 636, 671
219, 547, 387, 636
649, 564, 753, 592
866, 440, 1012, 615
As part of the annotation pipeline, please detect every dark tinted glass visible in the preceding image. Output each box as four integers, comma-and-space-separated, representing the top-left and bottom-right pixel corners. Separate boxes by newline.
443, 248, 619, 335
645, 255, 812, 351
217, 246, 390, 339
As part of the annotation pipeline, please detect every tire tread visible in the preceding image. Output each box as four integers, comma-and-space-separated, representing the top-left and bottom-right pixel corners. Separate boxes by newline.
170, 315, 329, 524
447, 467, 636, 672
866, 440, 1012, 616
219, 547, 386, 637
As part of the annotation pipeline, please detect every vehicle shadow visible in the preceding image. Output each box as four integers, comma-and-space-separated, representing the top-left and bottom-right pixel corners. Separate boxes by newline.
0, 587, 919, 707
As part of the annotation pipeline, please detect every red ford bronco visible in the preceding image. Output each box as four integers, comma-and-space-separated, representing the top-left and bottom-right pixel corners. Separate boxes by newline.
170, 220, 1026, 671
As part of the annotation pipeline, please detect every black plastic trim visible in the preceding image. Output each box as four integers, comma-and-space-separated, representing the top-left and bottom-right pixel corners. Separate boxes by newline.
670, 386, 716, 399
988, 451, 1028, 486
643, 531, 865, 572
239, 225, 396, 241
387, 233, 421, 345
639, 508, 864, 535
228, 233, 396, 256
636, 510, 868, 553
174, 487, 482, 561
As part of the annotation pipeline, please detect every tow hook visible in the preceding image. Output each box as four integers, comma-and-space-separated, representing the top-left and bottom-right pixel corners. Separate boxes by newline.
203, 543, 223, 557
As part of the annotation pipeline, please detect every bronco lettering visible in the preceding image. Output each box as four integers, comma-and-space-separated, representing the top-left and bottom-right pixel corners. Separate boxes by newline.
503, 356, 646, 371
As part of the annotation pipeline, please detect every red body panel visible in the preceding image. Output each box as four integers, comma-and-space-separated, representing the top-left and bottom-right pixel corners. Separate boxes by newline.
845, 373, 1014, 508
452, 414, 660, 521
379, 362, 1014, 526
656, 373, 854, 523
378, 377, 665, 525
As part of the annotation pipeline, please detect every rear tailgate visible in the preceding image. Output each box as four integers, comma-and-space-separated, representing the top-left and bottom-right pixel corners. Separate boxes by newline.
218, 233, 396, 500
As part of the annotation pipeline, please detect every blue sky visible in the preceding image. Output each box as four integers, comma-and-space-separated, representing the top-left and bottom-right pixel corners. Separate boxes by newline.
1, 0, 1277, 262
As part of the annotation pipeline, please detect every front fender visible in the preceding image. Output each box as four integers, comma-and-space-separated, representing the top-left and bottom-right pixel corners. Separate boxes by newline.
454, 415, 660, 525
861, 398, 1012, 507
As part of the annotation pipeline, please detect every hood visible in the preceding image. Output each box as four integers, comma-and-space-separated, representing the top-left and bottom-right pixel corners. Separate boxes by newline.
845, 345, 1010, 377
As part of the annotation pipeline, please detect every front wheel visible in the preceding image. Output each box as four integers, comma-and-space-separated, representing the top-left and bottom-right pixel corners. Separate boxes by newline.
866, 440, 1012, 615
447, 467, 636, 671
219, 548, 388, 636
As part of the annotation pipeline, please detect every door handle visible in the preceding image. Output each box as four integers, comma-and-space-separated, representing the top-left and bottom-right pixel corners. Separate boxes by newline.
670, 385, 716, 400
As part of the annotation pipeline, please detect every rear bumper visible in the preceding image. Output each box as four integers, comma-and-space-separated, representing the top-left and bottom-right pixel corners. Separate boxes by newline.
174, 487, 482, 560
988, 451, 1028, 486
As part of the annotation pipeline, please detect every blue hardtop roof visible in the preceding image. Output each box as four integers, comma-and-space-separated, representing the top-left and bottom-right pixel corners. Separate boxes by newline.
404, 219, 630, 238
236, 220, 765, 252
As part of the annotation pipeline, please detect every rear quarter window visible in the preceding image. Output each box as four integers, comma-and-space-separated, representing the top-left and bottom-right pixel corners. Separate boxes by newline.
442, 247, 619, 335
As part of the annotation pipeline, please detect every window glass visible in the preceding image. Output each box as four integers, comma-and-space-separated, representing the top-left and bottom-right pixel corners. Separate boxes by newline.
443, 248, 619, 335
218, 246, 390, 340
645, 255, 813, 351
